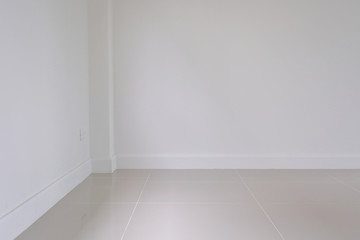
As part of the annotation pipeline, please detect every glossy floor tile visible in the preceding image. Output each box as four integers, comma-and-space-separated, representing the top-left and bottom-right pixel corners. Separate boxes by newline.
17, 170, 360, 240
61, 179, 146, 203
245, 181, 360, 204
16, 203, 135, 240
139, 181, 254, 203
122, 203, 282, 240
327, 170, 360, 192
149, 170, 239, 182
238, 170, 335, 182
263, 203, 360, 240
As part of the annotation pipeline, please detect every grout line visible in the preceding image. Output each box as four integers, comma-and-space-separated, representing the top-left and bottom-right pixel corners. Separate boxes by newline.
237, 171, 286, 240
327, 173, 360, 193
120, 170, 152, 240
134, 202, 259, 205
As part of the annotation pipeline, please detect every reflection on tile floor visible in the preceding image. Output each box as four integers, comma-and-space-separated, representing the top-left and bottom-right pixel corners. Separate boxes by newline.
17, 170, 360, 240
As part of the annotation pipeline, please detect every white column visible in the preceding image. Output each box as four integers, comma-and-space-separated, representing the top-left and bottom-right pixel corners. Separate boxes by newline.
88, 0, 116, 172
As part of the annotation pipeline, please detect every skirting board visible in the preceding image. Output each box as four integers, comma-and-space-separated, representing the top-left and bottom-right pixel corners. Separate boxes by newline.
92, 157, 117, 173
0, 160, 91, 240
116, 155, 360, 169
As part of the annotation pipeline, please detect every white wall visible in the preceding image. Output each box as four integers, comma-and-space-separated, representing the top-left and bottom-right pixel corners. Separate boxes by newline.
113, 0, 360, 168
88, 0, 117, 173
0, 1, 90, 239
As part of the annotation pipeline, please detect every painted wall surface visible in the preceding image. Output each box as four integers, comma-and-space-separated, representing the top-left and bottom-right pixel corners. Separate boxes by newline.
113, 0, 360, 167
88, 0, 116, 172
0, 0, 90, 238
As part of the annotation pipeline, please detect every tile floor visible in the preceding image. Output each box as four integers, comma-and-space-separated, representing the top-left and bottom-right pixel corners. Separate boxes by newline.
17, 170, 360, 240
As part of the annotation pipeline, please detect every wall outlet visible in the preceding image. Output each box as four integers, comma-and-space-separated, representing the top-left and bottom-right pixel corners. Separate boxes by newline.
80, 128, 87, 141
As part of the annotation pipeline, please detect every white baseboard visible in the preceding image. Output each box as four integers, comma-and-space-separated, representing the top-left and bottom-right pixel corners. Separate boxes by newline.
0, 160, 91, 240
116, 155, 360, 169
92, 157, 117, 173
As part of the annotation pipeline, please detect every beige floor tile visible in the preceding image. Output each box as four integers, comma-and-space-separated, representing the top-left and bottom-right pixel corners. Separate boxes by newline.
113, 169, 152, 180
18, 170, 360, 240
149, 170, 239, 182
122, 203, 282, 240
139, 181, 254, 204
328, 170, 360, 182
264, 203, 360, 240
62, 180, 145, 203
16, 203, 135, 240
238, 170, 334, 182
246, 181, 360, 203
